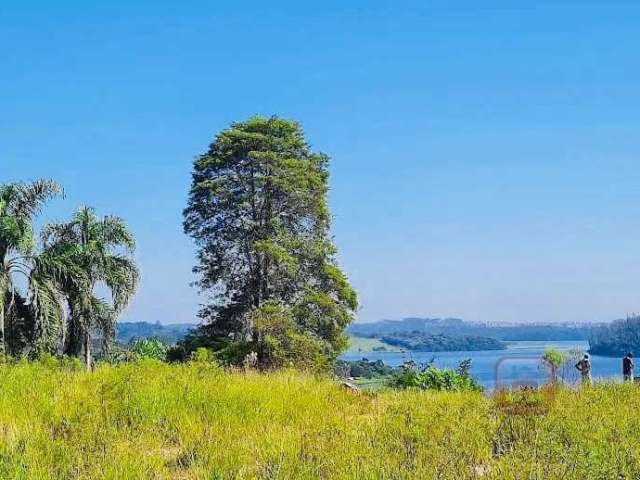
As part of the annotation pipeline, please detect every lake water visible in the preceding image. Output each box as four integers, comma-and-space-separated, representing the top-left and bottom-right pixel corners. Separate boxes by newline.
340, 341, 627, 390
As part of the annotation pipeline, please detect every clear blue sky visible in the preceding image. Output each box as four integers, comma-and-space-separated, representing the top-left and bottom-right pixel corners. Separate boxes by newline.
3, 1, 640, 324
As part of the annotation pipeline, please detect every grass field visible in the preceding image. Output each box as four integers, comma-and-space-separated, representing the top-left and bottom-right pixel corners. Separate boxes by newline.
0, 360, 639, 479
346, 335, 400, 352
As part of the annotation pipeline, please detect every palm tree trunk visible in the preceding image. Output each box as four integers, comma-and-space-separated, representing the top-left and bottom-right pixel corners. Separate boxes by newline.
59, 316, 66, 357
64, 317, 83, 357
84, 330, 91, 371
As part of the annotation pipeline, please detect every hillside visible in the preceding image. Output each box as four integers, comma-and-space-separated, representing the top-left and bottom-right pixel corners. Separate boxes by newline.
0, 361, 638, 479
349, 317, 591, 341
346, 335, 400, 352
116, 322, 195, 345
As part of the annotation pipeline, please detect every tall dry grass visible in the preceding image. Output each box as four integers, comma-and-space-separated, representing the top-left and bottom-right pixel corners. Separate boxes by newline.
0, 359, 638, 479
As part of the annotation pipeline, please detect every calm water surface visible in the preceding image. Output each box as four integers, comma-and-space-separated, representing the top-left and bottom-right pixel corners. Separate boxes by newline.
340, 341, 626, 390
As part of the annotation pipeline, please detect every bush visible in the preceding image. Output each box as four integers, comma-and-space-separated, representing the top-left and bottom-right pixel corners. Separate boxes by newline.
169, 331, 236, 363
35, 352, 59, 368
189, 347, 216, 363
130, 338, 169, 361
59, 355, 83, 371
541, 347, 567, 384
390, 360, 482, 392
102, 343, 136, 364
335, 358, 397, 378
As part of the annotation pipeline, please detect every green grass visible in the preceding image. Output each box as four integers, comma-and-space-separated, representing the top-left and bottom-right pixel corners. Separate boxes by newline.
346, 335, 400, 352
0, 361, 639, 478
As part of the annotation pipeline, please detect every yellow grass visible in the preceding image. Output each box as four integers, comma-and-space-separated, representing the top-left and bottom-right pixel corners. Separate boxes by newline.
0, 360, 638, 479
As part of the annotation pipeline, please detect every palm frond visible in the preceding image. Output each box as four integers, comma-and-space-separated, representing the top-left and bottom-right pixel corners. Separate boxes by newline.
99, 216, 136, 252
28, 274, 65, 354
40, 205, 139, 348
2, 180, 63, 219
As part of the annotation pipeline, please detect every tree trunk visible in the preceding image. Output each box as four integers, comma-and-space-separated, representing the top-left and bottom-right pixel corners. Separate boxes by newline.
59, 316, 66, 357
84, 330, 91, 371
63, 314, 84, 357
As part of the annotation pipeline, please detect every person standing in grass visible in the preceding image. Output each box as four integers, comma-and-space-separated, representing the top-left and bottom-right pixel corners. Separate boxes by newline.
575, 354, 592, 386
623, 352, 634, 382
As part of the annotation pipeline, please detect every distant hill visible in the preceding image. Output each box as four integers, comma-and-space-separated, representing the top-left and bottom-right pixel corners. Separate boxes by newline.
380, 332, 506, 352
116, 322, 196, 345
349, 317, 591, 341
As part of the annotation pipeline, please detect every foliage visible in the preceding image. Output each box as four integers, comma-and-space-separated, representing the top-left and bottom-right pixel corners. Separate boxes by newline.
541, 348, 567, 384
130, 338, 168, 361
0, 180, 65, 356
0, 180, 140, 367
189, 347, 218, 363
390, 360, 483, 392
348, 317, 591, 341
457, 357, 473, 377
589, 315, 640, 356
335, 358, 397, 378
101, 343, 137, 364
42, 206, 140, 369
379, 332, 506, 351
116, 322, 194, 345
249, 301, 331, 371
183, 116, 357, 368
166, 331, 233, 363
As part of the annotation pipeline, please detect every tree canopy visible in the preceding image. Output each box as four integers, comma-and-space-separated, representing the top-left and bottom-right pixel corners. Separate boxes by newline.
184, 116, 357, 369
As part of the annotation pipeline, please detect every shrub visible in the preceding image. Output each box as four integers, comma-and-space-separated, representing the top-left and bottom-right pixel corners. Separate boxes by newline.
189, 347, 216, 363
103, 343, 136, 364
335, 359, 397, 378
170, 332, 236, 363
35, 352, 59, 368
130, 338, 169, 361
59, 355, 83, 371
541, 348, 567, 384
390, 360, 482, 392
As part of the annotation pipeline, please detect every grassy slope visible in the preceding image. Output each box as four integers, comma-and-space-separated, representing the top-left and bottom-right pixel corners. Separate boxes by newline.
346, 335, 400, 352
0, 362, 639, 478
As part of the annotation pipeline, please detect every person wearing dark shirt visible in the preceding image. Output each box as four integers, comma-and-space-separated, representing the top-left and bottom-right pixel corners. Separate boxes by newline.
623, 352, 634, 382
575, 354, 592, 386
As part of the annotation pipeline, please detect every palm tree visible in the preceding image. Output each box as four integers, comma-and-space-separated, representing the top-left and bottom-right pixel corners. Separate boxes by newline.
0, 180, 64, 354
42, 207, 139, 369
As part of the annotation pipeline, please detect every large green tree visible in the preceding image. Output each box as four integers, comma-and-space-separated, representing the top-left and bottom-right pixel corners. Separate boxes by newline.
42, 207, 139, 369
184, 116, 357, 368
0, 180, 66, 355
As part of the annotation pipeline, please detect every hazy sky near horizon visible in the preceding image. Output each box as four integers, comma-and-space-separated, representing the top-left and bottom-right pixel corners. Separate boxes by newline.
3, 1, 640, 324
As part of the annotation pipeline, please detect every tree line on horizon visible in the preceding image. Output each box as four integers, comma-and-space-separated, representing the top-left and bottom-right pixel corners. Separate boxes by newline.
348, 317, 591, 341
589, 315, 640, 356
